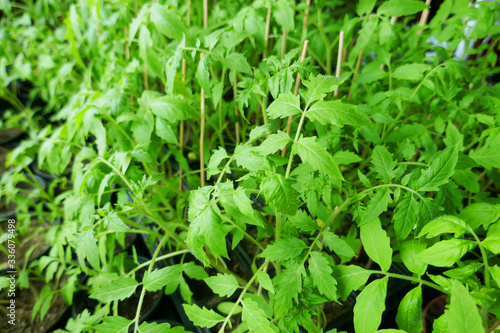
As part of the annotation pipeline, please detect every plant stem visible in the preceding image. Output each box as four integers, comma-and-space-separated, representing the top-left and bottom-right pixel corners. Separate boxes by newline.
218, 259, 269, 332
366, 270, 447, 294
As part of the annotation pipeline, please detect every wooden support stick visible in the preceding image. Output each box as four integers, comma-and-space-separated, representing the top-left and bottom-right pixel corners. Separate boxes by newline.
234, 74, 240, 145
263, 7, 272, 58
281, 40, 309, 157
203, 0, 208, 29
281, 29, 288, 58
347, 48, 364, 100
334, 31, 345, 97
179, 0, 191, 191
301, 0, 311, 40
200, 53, 206, 187
418, 0, 432, 36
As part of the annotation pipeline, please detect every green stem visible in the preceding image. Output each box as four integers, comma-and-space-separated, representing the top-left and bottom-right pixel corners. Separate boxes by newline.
218, 259, 269, 332
366, 270, 447, 294
133, 235, 171, 332
126, 249, 190, 277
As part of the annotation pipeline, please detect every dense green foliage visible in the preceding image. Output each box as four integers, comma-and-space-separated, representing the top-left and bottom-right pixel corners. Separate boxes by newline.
1, 0, 500, 332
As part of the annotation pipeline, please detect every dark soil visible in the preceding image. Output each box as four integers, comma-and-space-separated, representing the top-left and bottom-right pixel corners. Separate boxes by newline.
114, 233, 138, 255
0, 279, 69, 333
0, 220, 51, 272
118, 266, 162, 320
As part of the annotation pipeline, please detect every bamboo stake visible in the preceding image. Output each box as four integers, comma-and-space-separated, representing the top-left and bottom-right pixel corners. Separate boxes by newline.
234, 74, 240, 145
334, 31, 345, 97
281, 40, 309, 157
200, 0, 208, 186
200, 54, 206, 187
281, 29, 288, 58
347, 48, 364, 100
418, 0, 432, 36
301, 0, 311, 41
263, 7, 272, 58
178, 0, 191, 191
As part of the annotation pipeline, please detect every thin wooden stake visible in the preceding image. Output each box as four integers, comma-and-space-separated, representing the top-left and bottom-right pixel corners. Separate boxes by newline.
234, 74, 240, 145
200, 0, 207, 187
418, 0, 432, 36
178, 0, 191, 192
281, 40, 309, 157
200, 53, 206, 187
263, 7, 272, 58
143, 67, 149, 90
203, 0, 208, 29
124, 27, 130, 60
281, 29, 288, 58
334, 31, 345, 97
347, 48, 364, 100
301, 0, 311, 40
380, 17, 398, 70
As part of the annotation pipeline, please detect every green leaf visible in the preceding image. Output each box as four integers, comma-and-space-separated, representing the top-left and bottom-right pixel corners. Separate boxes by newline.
490, 265, 500, 288
414, 146, 458, 192
150, 96, 197, 123
129, 5, 149, 43
360, 219, 392, 271
95, 316, 132, 333
144, 265, 184, 292
361, 188, 392, 225
196, 55, 211, 95
272, 0, 295, 31
396, 286, 423, 333
241, 298, 276, 333
377, 0, 429, 17
482, 233, 500, 254
357, 0, 376, 16
371, 146, 397, 183
331, 265, 372, 300
266, 93, 301, 119
305, 100, 372, 127
288, 209, 318, 235
261, 174, 299, 215
204, 273, 240, 297
138, 321, 185, 333
392, 63, 433, 81
273, 264, 305, 317
256, 131, 291, 156
441, 281, 484, 333
400, 239, 428, 276
469, 130, 500, 169
258, 238, 307, 261
74, 229, 100, 270
309, 252, 337, 300
393, 193, 418, 240
333, 150, 362, 165
417, 239, 476, 267
234, 144, 267, 171
90, 277, 139, 303
353, 277, 388, 333
301, 74, 344, 105
187, 204, 228, 265
183, 304, 225, 328
207, 147, 229, 178
257, 271, 275, 294
150, 4, 185, 39
418, 215, 469, 238
459, 203, 500, 230
324, 231, 356, 262
292, 137, 344, 180
103, 212, 131, 232
156, 117, 179, 145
